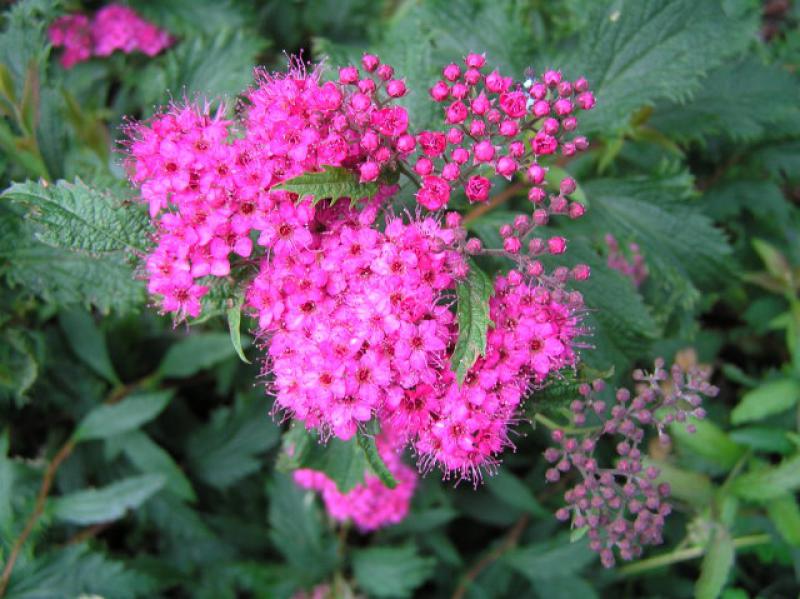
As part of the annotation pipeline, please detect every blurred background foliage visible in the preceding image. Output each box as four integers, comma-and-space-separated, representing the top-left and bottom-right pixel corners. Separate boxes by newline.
0, 0, 799, 597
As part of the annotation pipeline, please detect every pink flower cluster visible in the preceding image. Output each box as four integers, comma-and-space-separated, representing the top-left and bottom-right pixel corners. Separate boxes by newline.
126, 59, 412, 320
49, 5, 172, 69
294, 435, 417, 531
410, 53, 595, 210
547, 360, 717, 566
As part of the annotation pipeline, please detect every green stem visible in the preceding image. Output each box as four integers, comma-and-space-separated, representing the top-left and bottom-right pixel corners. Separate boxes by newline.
619, 534, 771, 576
397, 162, 421, 189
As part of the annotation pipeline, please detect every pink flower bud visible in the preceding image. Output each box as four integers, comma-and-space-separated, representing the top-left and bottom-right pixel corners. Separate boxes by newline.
485, 70, 504, 93
469, 120, 487, 137
532, 100, 550, 118
471, 93, 491, 115
464, 175, 491, 203
350, 93, 371, 111
560, 177, 577, 195
562, 116, 578, 131
361, 130, 380, 152
574, 136, 589, 150
442, 162, 460, 181
376, 64, 394, 81
542, 118, 560, 135
430, 81, 449, 102
499, 119, 519, 137
451, 147, 469, 164
465, 53, 485, 68
473, 140, 495, 163
530, 81, 547, 100
415, 175, 450, 210
359, 161, 379, 182
533, 209, 549, 226
528, 237, 545, 254
358, 78, 376, 94
386, 79, 407, 97
499, 91, 527, 118
572, 264, 590, 280
465, 237, 482, 253
577, 91, 596, 110
554, 98, 573, 116
548, 236, 567, 254
361, 54, 379, 71
569, 202, 585, 219
445, 211, 462, 228
557, 81, 573, 97
528, 186, 546, 204
414, 157, 433, 176
499, 224, 513, 238
532, 131, 558, 155
561, 142, 576, 157
396, 134, 416, 154
339, 66, 359, 84
417, 131, 446, 157
543, 69, 562, 87
447, 127, 464, 145
374, 146, 391, 163
528, 260, 544, 276
503, 236, 521, 254
443, 63, 461, 81
486, 108, 502, 124
574, 77, 589, 92
513, 214, 529, 231
495, 156, 517, 178
527, 164, 546, 184
509, 141, 524, 157
464, 68, 481, 85
445, 101, 468, 124
451, 82, 469, 99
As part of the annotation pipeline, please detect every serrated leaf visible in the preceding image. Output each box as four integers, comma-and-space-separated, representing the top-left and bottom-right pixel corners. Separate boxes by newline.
695, 526, 735, 599
116, 431, 196, 502
187, 396, 279, 489
451, 261, 494, 384
51, 474, 166, 525
74, 390, 173, 442
226, 292, 251, 364
267, 472, 338, 584
560, 0, 757, 133
357, 427, 398, 489
352, 545, 435, 599
273, 166, 378, 206
2, 179, 150, 254
731, 454, 800, 502
135, 29, 266, 107
652, 59, 800, 143
731, 379, 800, 424
58, 308, 120, 385
158, 332, 240, 378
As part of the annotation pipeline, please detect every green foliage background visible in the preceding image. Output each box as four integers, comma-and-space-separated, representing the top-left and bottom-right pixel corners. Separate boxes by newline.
1, 0, 799, 597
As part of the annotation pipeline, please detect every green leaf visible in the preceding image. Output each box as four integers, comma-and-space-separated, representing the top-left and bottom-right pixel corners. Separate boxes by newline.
485, 470, 549, 517
451, 261, 494, 384
51, 474, 166, 525
695, 526, 735, 599
505, 536, 595, 581
130, 0, 256, 37
729, 427, 794, 455
58, 308, 120, 385
561, 0, 757, 134
2, 179, 150, 254
226, 292, 251, 364
352, 545, 435, 599
116, 431, 196, 502
0, 430, 13, 536
767, 494, 800, 547
135, 30, 266, 105
0, 327, 39, 405
531, 576, 599, 599
644, 459, 713, 507
731, 378, 800, 424
731, 454, 800, 502
671, 418, 746, 471
158, 332, 240, 378
74, 390, 173, 442
651, 59, 800, 143
273, 166, 378, 207
187, 396, 280, 489
267, 472, 338, 584
297, 431, 370, 493
357, 427, 398, 489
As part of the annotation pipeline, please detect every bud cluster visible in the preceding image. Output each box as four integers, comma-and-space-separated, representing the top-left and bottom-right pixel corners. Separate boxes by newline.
606, 234, 648, 287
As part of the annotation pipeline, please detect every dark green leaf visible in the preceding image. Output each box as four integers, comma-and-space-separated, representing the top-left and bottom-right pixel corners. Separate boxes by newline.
451, 261, 494, 384
115, 431, 196, 502
352, 544, 435, 599
158, 332, 239, 378
357, 427, 398, 489
505, 536, 595, 581
58, 308, 120, 385
273, 166, 378, 206
74, 390, 173, 442
227, 292, 251, 364
51, 474, 166, 525
486, 470, 549, 517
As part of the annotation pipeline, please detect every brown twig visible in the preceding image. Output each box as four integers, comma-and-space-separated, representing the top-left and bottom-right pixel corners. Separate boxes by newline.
463, 183, 525, 225
0, 438, 76, 596
450, 514, 530, 599
64, 522, 112, 547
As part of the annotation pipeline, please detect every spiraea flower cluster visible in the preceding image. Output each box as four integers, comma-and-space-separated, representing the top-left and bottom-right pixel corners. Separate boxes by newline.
546, 359, 717, 566
606, 234, 648, 287
294, 434, 417, 531
49, 4, 172, 68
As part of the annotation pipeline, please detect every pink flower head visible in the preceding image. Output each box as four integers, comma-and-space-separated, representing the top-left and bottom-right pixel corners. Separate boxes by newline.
416, 176, 451, 210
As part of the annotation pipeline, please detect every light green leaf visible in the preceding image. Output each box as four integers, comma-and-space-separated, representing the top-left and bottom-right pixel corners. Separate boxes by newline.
273, 166, 378, 206
671, 418, 746, 471
731, 379, 800, 424
695, 526, 735, 599
74, 391, 173, 442
731, 454, 800, 502
158, 332, 240, 378
561, 0, 757, 133
767, 494, 800, 547
451, 261, 494, 384
226, 292, 251, 364
729, 427, 794, 455
352, 545, 435, 599
58, 308, 120, 385
117, 431, 196, 502
644, 459, 713, 507
51, 474, 166, 525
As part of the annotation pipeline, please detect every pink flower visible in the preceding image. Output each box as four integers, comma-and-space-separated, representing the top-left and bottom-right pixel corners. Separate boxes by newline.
416, 175, 451, 210
465, 176, 491, 203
